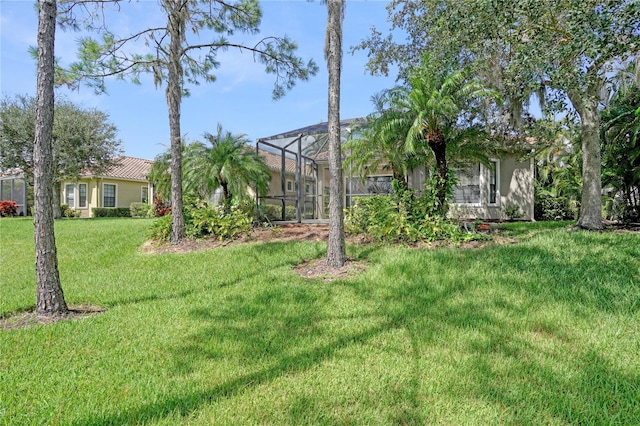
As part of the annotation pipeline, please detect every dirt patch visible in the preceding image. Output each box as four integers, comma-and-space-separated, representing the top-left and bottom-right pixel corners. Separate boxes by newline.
1, 304, 106, 331
293, 258, 369, 282
141, 223, 334, 254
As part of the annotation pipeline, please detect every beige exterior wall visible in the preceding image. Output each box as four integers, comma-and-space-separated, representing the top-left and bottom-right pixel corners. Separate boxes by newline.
61, 177, 152, 218
266, 152, 534, 221
447, 156, 534, 221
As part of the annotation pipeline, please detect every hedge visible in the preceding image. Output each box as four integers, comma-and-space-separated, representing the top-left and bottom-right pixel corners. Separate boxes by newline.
92, 207, 131, 218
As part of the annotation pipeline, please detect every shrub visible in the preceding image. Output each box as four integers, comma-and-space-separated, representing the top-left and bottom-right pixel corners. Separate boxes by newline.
92, 207, 131, 218
504, 204, 523, 220
345, 195, 470, 243
0, 200, 18, 217
60, 203, 81, 218
149, 199, 253, 242
149, 214, 173, 241
153, 195, 171, 217
534, 194, 577, 221
258, 204, 297, 221
345, 179, 479, 244
130, 202, 153, 218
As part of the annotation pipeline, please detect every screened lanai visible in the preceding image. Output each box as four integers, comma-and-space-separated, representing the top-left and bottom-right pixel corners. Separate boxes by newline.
256, 117, 367, 222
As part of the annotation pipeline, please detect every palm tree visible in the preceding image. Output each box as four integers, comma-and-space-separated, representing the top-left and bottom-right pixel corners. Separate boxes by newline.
343, 89, 420, 190
388, 61, 497, 214
183, 124, 270, 211
148, 148, 172, 203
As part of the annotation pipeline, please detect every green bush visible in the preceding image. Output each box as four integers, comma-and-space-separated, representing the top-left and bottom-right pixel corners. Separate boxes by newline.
258, 203, 297, 221
345, 179, 478, 244
149, 199, 253, 242
130, 202, 152, 218
345, 195, 469, 243
92, 207, 131, 218
149, 214, 173, 241
534, 194, 577, 221
60, 203, 81, 218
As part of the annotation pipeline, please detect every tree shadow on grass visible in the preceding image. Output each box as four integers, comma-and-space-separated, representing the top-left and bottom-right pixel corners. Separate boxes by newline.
72, 234, 639, 424
71, 324, 390, 425
368, 242, 640, 423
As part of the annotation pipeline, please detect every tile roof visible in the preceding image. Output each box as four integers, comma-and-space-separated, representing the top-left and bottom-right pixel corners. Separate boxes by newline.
87, 156, 154, 181
259, 149, 297, 174
258, 149, 315, 178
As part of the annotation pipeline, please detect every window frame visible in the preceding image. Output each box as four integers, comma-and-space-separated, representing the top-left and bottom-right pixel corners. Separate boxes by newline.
141, 186, 149, 203
103, 183, 117, 208
452, 160, 501, 207
78, 183, 88, 209
65, 183, 75, 208
452, 163, 482, 207
487, 159, 500, 207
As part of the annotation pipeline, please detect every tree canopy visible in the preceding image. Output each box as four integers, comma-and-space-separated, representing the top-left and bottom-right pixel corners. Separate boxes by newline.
0, 94, 122, 181
356, 0, 640, 229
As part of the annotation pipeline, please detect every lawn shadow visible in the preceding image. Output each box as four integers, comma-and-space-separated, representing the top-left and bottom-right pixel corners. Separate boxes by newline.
368, 241, 640, 423
71, 232, 639, 424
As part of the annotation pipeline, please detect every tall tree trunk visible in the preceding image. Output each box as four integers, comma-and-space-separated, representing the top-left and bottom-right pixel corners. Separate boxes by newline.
568, 88, 603, 230
428, 129, 448, 216
325, 0, 346, 268
34, 0, 68, 315
392, 168, 408, 191
165, 0, 186, 243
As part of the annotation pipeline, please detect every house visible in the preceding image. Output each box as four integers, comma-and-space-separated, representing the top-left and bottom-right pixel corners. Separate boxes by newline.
259, 119, 536, 221
59, 156, 154, 218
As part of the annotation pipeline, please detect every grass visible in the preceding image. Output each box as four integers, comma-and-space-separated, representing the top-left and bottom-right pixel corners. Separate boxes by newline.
1, 217, 639, 425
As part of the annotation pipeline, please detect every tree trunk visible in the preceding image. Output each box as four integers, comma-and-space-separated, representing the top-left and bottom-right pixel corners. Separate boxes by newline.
568, 88, 603, 230
34, 0, 68, 316
325, 0, 346, 268
220, 180, 231, 213
165, 0, 186, 243
392, 168, 408, 191
428, 129, 448, 216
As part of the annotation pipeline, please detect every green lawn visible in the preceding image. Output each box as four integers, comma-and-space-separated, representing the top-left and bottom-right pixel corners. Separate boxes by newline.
1, 218, 639, 425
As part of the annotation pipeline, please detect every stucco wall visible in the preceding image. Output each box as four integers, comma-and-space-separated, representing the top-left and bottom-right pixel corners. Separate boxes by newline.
448, 156, 534, 221
61, 178, 150, 218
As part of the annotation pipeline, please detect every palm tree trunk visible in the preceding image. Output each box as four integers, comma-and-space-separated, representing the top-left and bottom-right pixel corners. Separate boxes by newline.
220, 180, 231, 213
428, 130, 448, 216
34, 0, 68, 315
392, 168, 408, 191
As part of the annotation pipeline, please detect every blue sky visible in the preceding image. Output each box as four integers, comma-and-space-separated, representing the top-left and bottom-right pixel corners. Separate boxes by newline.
0, 0, 399, 160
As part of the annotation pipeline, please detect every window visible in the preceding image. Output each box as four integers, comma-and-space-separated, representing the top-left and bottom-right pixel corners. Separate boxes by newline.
65, 184, 75, 207
488, 159, 500, 205
452, 160, 500, 206
346, 176, 394, 207
286, 180, 293, 192
78, 183, 87, 208
452, 164, 481, 205
141, 186, 149, 203
103, 184, 116, 207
